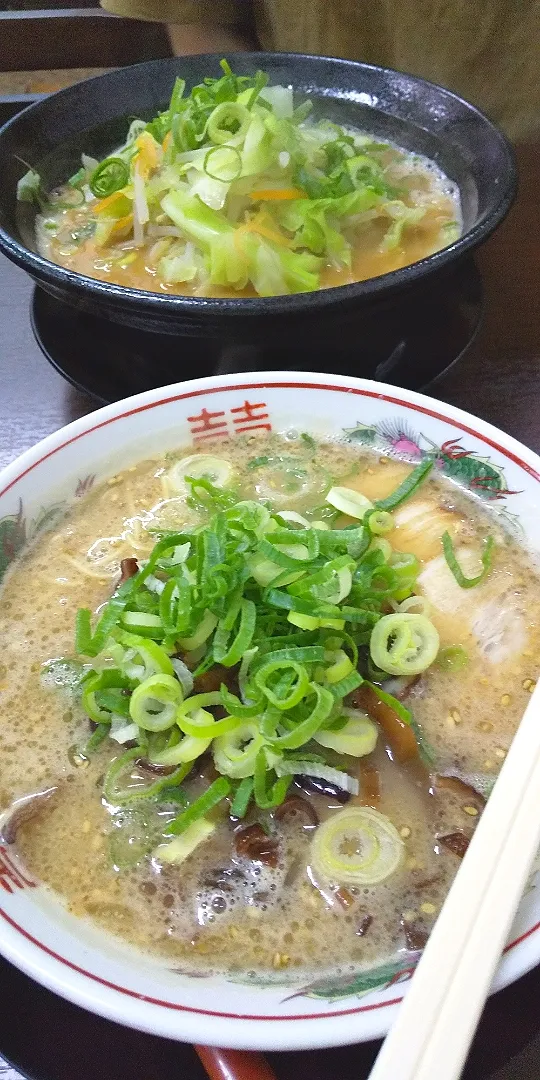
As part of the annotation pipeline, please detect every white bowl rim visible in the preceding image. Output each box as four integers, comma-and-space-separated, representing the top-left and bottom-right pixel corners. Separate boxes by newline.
0, 369, 539, 1052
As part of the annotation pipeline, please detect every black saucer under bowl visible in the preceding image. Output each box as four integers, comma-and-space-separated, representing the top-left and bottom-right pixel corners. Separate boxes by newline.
0, 53, 514, 342
31, 257, 482, 404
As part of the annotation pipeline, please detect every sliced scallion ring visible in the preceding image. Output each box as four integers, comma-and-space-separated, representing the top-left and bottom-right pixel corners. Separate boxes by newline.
398, 595, 431, 616
116, 634, 174, 680
165, 455, 233, 497
207, 101, 251, 144
310, 806, 403, 885
370, 612, 440, 676
152, 732, 212, 766
89, 157, 129, 199
203, 145, 242, 182
129, 673, 183, 731
325, 486, 374, 520
314, 713, 378, 757
177, 693, 241, 738
213, 721, 266, 779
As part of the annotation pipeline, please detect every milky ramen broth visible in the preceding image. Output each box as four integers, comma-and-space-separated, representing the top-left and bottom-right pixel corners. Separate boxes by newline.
0, 432, 539, 979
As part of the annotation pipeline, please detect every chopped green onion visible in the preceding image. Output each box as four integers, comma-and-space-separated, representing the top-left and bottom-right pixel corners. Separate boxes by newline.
176, 693, 241, 737
213, 598, 256, 666
365, 509, 394, 535
442, 532, 495, 589
89, 157, 129, 198
207, 101, 251, 144
230, 777, 254, 818
81, 723, 109, 756
121, 611, 164, 639
437, 645, 468, 671
363, 680, 412, 725
155, 817, 215, 865
213, 721, 266, 779
129, 673, 183, 732
254, 659, 310, 710
310, 806, 403, 885
165, 776, 231, 836
253, 751, 291, 809
103, 748, 190, 806
370, 612, 440, 676
326, 487, 374, 520
315, 713, 377, 756
267, 683, 334, 750
374, 461, 434, 511
204, 144, 242, 182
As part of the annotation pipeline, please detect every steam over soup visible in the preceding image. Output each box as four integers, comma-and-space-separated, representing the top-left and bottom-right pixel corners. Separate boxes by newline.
0, 432, 538, 980
19, 61, 461, 299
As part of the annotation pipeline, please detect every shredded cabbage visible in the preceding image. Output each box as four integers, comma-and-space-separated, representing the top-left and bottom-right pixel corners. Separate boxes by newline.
28, 58, 459, 297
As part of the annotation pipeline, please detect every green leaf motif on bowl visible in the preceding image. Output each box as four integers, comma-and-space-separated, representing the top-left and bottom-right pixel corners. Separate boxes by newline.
0, 499, 26, 584
343, 420, 521, 503
283, 957, 418, 1003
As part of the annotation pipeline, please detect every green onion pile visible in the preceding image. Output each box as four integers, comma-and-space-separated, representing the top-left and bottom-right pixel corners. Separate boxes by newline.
67, 454, 479, 861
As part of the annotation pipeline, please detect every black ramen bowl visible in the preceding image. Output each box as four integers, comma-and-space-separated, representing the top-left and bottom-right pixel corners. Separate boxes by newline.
0, 53, 516, 372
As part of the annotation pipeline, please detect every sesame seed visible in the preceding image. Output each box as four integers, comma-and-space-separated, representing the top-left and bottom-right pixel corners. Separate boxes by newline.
483, 760, 494, 769
495, 748, 506, 759
450, 708, 462, 724
463, 805, 479, 817
273, 952, 290, 969
480, 721, 493, 733
400, 826, 411, 839
480, 676, 489, 686
523, 679, 536, 693
500, 694, 511, 706
82, 820, 91, 834
420, 902, 437, 915
402, 909, 417, 923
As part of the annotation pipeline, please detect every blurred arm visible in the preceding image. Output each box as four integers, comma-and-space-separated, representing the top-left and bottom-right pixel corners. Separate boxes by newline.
100, 0, 258, 49
168, 20, 258, 55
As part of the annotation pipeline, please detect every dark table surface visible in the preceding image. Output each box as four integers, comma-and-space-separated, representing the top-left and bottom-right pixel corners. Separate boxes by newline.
0, 141, 539, 1080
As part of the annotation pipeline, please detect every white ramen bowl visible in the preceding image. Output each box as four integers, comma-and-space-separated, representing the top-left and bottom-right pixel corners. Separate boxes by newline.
0, 370, 539, 1052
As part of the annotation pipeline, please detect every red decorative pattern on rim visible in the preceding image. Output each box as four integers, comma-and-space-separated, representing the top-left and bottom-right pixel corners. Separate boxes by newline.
0, 378, 539, 1023
0, 903, 538, 1022
1, 381, 538, 501
0, 847, 36, 893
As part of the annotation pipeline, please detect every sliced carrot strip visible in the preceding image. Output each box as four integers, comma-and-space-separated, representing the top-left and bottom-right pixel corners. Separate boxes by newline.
109, 213, 133, 236
93, 191, 125, 214
237, 209, 293, 247
249, 188, 305, 201
134, 131, 161, 179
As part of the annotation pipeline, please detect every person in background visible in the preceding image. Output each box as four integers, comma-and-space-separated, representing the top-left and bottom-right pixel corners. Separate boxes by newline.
98, 0, 539, 142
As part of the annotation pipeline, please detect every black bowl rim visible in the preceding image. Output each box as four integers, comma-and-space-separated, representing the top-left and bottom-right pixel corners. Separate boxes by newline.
0, 51, 517, 317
